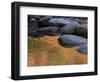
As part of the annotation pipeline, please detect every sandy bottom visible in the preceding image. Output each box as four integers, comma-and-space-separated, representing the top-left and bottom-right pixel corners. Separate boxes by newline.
28, 36, 87, 66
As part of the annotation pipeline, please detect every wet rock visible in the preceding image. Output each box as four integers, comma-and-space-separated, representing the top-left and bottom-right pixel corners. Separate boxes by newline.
29, 30, 45, 37
76, 44, 87, 54
75, 27, 87, 38
36, 27, 60, 36
28, 17, 38, 27
48, 18, 67, 27
48, 18, 79, 27
65, 18, 80, 24
72, 18, 80, 23
28, 16, 39, 37
58, 35, 87, 48
38, 16, 52, 27
28, 15, 41, 20
60, 24, 77, 34
28, 18, 39, 36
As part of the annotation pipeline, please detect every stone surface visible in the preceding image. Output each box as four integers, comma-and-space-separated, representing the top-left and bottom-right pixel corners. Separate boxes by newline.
76, 44, 87, 54
75, 27, 87, 38
58, 35, 87, 48
60, 24, 77, 34
29, 30, 45, 37
36, 27, 60, 36
28, 18, 38, 36
48, 18, 79, 27
28, 15, 41, 20
38, 16, 52, 27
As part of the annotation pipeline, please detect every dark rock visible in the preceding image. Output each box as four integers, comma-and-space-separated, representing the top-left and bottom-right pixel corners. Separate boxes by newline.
38, 16, 52, 27
65, 18, 80, 24
28, 15, 38, 36
58, 35, 87, 48
28, 17, 38, 27
60, 24, 77, 34
75, 27, 87, 38
28, 15, 41, 20
48, 22, 65, 27
48, 18, 80, 27
36, 27, 60, 36
29, 30, 45, 37
73, 18, 80, 23
48, 18, 67, 27
76, 44, 87, 54
28, 17, 39, 36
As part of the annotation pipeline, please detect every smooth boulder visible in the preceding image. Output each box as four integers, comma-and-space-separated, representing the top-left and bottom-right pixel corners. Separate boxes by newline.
28, 15, 41, 20
58, 35, 87, 48
48, 18, 79, 27
60, 24, 77, 34
75, 27, 87, 38
29, 30, 45, 37
36, 27, 60, 36
28, 18, 38, 36
76, 44, 87, 54
38, 16, 52, 27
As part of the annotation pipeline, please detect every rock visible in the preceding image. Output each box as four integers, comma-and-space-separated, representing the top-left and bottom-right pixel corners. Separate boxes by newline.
48, 18, 80, 27
28, 17, 38, 27
60, 24, 77, 34
75, 27, 87, 38
38, 16, 52, 27
65, 18, 80, 24
58, 35, 87, 48
28, 15, 41, 20
29, 30, 45, 37
73, 18, 80, 23
36, 27, 60, 36
48, 18, 67, 27
76, 44, 87, 54
28, 17, 39, 36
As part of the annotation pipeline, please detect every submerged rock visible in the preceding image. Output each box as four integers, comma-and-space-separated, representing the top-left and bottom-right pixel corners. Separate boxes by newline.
58, 35, 87, 48
76, 44, 87, 54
